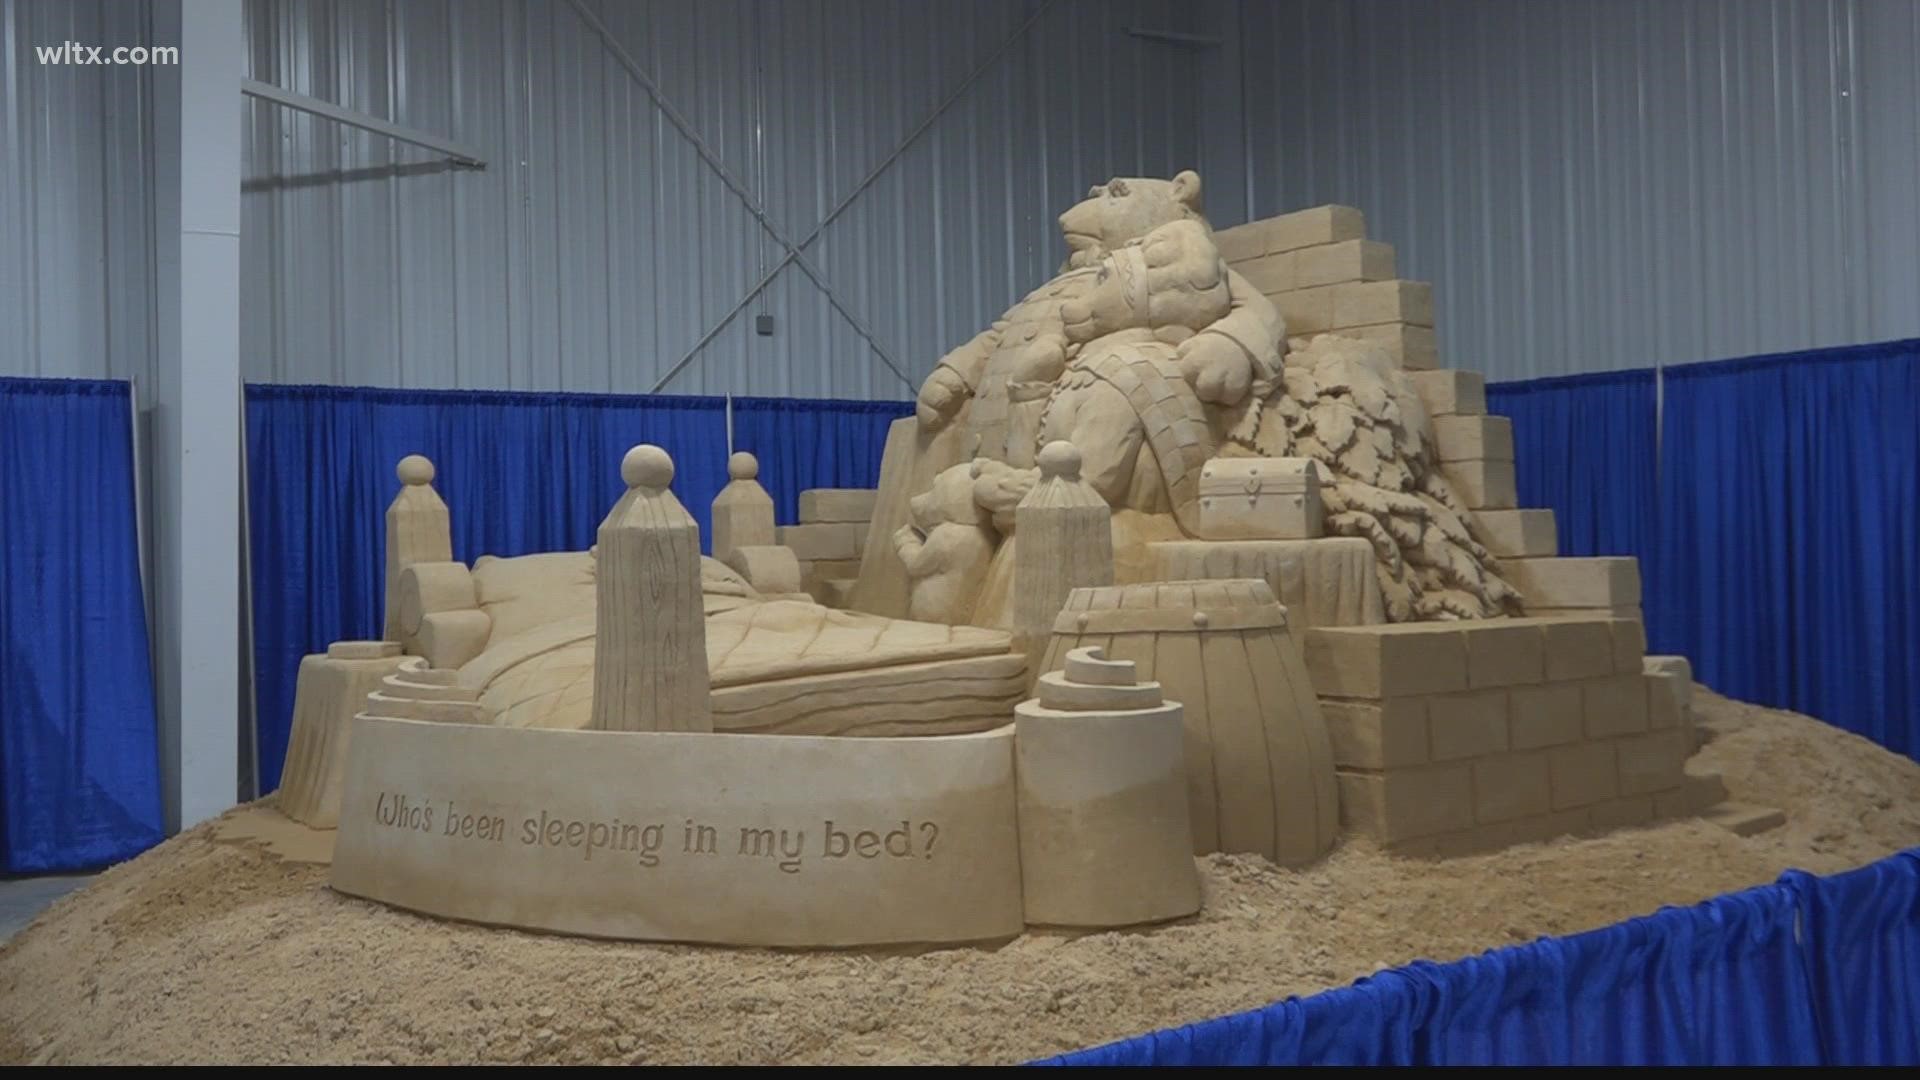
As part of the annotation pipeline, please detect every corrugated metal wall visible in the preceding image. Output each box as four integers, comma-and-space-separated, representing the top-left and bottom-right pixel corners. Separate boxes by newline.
1214, 0, 1920, 381
0, 0, 171, 387
7, 1, 1920, 390
238, 0, 1210, 399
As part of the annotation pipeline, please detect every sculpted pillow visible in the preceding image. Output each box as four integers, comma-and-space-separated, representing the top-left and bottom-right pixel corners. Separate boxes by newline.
470, 551, 598, 645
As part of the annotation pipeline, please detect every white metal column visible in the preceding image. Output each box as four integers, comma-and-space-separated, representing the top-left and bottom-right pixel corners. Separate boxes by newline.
160, 0, 244, 829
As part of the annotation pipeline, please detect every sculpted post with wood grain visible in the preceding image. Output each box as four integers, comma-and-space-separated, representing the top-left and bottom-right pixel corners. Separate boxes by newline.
591, 444, 712, 733
1012, 441, 1114, 675
384, 454, 453, 642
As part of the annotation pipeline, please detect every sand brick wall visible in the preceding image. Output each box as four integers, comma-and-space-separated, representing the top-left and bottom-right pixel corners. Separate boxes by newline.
1304, 616, 1694, 856
1215, 206, 1437, 371
782, 488, 877, 606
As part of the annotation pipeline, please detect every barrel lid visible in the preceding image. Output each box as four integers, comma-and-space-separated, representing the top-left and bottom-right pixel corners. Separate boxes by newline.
1052, 579, 1288, 634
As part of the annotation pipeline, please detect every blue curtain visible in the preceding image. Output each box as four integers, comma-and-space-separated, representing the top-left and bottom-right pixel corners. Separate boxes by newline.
1486, 368, 1659, 567
728, 396, 910, 523
1653, 341, 1920, 757
1795, 851, 1920, 1064
245, 384, 730, 792
0, 377, 164, 872
1039, 846, 1920, 1066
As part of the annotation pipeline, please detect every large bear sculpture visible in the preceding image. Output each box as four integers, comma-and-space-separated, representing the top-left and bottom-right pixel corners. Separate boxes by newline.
863, 171, 1518, 626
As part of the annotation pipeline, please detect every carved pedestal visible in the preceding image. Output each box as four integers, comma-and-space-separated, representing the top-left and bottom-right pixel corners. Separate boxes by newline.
276, 641, 407, 828
1016, 647, 1199, 927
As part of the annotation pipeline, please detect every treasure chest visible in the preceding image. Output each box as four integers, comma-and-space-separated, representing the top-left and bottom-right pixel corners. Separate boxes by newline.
1196, 457, 1324, 540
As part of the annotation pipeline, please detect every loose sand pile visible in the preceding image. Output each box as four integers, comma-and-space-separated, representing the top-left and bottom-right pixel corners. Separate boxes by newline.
3, 687, 1916, 1065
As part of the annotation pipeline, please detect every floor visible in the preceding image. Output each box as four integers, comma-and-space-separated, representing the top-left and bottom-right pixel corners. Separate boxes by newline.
0, 875, 96, 942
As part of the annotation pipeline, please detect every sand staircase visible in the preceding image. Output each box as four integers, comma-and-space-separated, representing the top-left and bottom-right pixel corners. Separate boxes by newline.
1213, 207, 1641, 622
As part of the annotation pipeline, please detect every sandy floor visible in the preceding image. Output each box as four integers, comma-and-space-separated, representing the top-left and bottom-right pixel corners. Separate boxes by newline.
2, 686, 1916, 1065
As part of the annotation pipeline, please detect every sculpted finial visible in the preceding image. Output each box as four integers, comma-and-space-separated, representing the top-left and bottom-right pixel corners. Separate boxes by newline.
396, 454, 436, 486
1036, 440, 1082, 482
621, 444, 675, 492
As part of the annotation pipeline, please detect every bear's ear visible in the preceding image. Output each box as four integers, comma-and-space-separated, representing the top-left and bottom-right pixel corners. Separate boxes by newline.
1171, 170, 1203, 212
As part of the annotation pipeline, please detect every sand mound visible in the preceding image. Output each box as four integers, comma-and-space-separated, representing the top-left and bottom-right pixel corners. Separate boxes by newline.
3, 688, 1916, 1065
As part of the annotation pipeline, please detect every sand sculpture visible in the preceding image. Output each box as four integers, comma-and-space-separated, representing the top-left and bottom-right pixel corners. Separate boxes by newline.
850, 171, 1515, 629
323, 445, 1214, 946
270, 174, 1770, 950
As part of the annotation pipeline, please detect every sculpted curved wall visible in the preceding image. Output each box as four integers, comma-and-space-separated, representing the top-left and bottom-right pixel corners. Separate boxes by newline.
330, 718, 1025, 948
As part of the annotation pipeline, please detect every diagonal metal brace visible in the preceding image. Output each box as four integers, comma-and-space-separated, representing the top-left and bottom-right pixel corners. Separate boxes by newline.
564, 0, 912, 391
241, 79, 487, 168
648, 0, 1061, 397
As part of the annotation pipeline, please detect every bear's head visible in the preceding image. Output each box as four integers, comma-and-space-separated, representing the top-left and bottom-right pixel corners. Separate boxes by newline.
908, 462, 992, 533
1058, 170, 1206, 271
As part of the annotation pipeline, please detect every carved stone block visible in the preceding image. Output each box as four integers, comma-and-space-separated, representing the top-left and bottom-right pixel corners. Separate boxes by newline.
1408, 368, 1486, 416
1505, 556, 1642, 611
1548, 740, 1617, 809
1234, 251, 1296, 294
1643, 655, 1695, 708
1472, 751, 1552, 823
1213, 221, 1269, 263
799, 488, 877, 524
1319, 698, 1428, 769
1583, 674, 1650, 738
1294, 239, 1396, 288
1266, 204, 1367, 253
1432, 414, 1514, 463
1464, 619, 1546, 688
1475, 508, 1557, 558
1611, 616, 1648, 673
779, 522, 862, 562
1332, 280, 1434, 328
1443, 458, 1517, 509
1540, 617, 1617, 680
1304, 623, 1469, 699
1428, 690, 1510, 760
1336, 321, 1438, 370
1646, 672, 1683, 729
1274, 283, 1335, 333
1510, 682, 1583, 749
1336, 764, 1474, 842
1616, 728, 1687, 795
1589, 795, 1655, 829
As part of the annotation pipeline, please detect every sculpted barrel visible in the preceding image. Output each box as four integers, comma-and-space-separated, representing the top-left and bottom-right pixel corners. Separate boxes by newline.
1038, 579, 1339, 866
